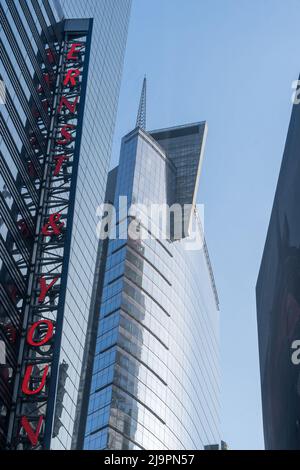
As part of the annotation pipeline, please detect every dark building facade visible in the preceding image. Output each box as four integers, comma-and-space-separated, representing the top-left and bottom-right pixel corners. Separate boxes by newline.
0, 0, 93, 450
256, 93, 300, 449
0, 0, 131, 450
79, 114, 221, 449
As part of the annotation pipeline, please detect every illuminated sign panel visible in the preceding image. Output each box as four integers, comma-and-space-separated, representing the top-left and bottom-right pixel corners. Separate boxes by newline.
6, 20, 93, 450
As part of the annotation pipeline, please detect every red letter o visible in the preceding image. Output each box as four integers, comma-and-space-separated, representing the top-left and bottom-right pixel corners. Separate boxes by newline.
27, 320, 54, 347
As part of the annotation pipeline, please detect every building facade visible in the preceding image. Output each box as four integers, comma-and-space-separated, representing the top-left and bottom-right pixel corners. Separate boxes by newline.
1, 0, 68, 449
0, 0, 131, 450
80, 121, 221, 450
256, 93, 300, 449
52, 0, 132, 451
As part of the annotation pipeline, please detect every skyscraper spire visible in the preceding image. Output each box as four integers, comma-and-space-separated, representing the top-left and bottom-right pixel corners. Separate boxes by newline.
136, 76, 147, 130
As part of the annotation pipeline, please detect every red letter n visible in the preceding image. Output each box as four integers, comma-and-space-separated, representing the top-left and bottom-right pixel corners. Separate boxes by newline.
58, 96, 79, 114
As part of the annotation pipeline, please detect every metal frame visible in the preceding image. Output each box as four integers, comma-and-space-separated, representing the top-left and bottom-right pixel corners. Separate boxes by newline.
6, 18, 93, 450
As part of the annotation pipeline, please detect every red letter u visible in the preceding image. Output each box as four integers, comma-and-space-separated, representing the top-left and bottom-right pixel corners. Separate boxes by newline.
22, 365, 49, 395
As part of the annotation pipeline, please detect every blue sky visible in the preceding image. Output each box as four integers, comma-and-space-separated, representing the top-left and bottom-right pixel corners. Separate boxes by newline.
111, 0, 300, 449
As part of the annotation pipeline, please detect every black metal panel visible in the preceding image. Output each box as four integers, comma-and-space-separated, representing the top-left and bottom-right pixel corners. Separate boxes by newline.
6, 0, 53, 104
1, 93, 44, 181
0, 235, 26, 295
18, 0, 57, 77
0, 0, 62, 450
0, 283, 22, 332
42, 0, 62, 43
30, 0, 57, 61
0, 4, 50, 128
0, 195, 30, 264
0, 114, 39, 206
0, 152, 35, 234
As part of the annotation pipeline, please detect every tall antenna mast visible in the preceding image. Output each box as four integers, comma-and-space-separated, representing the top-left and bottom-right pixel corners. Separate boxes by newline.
136, 76, 146, 130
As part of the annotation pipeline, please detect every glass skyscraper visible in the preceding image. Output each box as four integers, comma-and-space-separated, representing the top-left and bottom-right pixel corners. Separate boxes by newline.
257, 85, 300, 449
80, 118, 221, 449
51, 0, 132, 450
0, 0, 131, 450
